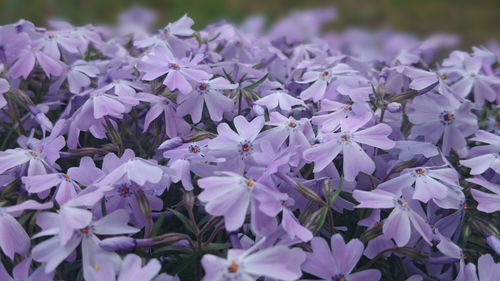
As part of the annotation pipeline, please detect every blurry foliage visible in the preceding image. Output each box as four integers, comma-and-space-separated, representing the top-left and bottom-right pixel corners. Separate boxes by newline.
0, 0, 499, 49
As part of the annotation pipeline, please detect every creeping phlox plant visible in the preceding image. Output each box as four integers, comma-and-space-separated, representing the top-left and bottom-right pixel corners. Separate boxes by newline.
1, 6, 500, 281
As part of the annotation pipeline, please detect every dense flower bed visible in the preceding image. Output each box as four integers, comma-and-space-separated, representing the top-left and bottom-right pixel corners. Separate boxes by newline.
0, 6, 500, 281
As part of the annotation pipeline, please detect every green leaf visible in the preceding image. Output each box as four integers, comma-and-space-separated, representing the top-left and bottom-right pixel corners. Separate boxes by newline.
245, 73, 268, 90
222, 68, 235, 84
167, 208, 196, 235
153, 245, 192, 256
202, 243, 231, 251
151, 211, 168, 237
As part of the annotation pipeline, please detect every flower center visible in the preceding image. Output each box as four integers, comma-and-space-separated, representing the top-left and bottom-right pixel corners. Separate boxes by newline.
401, 202, 408, 208
340, 133, 351, 143
242, 144, 250, 152
332, 274, 345, 281
245, 179, 254, 188
199, 83, 207, 91
65, 173, 70, 180
30, 152, 39, 157
288, 120, 296, 128
439, 74, 446, 80
282, 200, 289, 207
169, 63, 180, 70
415, 168, 425, 175
440, 111, 455, 125
48, 34, 55, 39
321, 71, 328, 78
80, 227, 90, 234
118, 185, 132, 197
228, 261, 239, 273
189, 145, 199, 153
343, 105, 352, 111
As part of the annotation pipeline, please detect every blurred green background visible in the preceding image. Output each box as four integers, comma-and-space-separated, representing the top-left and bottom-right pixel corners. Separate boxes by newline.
1, 0, 499, 49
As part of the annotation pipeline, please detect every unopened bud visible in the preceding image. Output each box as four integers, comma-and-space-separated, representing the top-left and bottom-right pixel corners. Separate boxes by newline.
158, 137, 184, 150
387, 102, 402, 113
99, 237, 136, 251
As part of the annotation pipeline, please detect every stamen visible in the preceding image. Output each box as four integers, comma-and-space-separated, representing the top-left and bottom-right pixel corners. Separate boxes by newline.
199, 83, 207, 91
439, 74, 446, 80
245, 179, 254, 188
228, 261, 238, 273
94, 265, 100, 271
80, 227, 90, 234
242, 143, 250, 152
169, 63, 180, 70
65, 173, 70, 180
288, 121, 296, 128
340, 134, 350, 142
415, 168, 425, 175
321, 71, 328, 78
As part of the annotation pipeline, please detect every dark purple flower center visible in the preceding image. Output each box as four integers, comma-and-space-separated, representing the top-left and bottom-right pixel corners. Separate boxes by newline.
332, 274, 345, 281
440, 111, 455, 125
118, 185, 132, 197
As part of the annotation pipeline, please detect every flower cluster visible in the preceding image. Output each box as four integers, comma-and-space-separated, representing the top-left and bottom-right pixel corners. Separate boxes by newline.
0, 6, 500, 281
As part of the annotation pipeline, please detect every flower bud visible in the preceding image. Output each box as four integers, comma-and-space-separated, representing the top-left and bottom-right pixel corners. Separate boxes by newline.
159, 137, 184, 150
99, 237, 136, 251
387, 102, 402, 113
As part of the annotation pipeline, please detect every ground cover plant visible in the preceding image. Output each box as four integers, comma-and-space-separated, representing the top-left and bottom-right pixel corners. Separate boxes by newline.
0, 6, 500, 281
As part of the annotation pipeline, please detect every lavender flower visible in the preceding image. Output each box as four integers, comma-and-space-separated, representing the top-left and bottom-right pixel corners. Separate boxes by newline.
303, 234, 381, 281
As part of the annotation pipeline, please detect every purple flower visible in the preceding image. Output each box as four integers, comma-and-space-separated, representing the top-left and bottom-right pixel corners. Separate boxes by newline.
22, 171, 81, 204
353, 187, 433, 247
0, 257, 54, 281
297, 63, 357, 102
95, 149, 164, 189
32, 208, 138, 278
177, 77, 237, 123
404, 66, 452, 95
460, 130, 500, 175
254, 89, 305, 111
302, 234, 381, 281
468, 176, 500, 213
449, 55, 500, 104
303, 116, 394, 181
138, 92, 191, 138
137, 44, 211, 94
88, 253, 171, 281
0, 200, 52, 259
201, 242, 306, 281
8, 40, 63, 79
197, 172, 285, 231
407, 93, 477, 156
312, 100, 373, 132
0, 77, 9, 109
208, 115, 265, 172
377, 166, 459, 203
